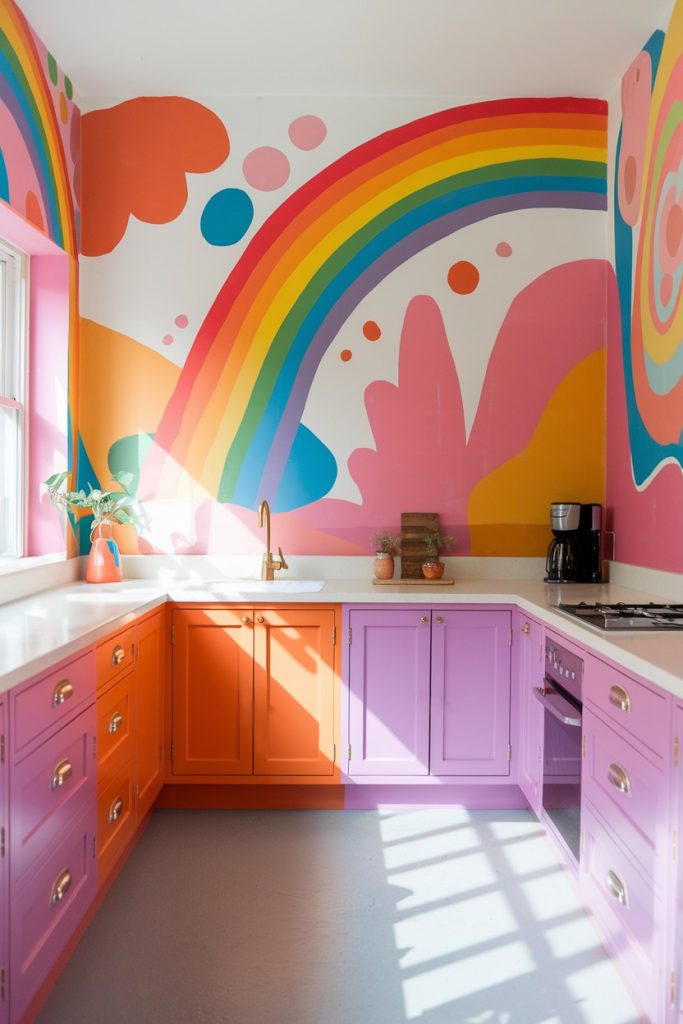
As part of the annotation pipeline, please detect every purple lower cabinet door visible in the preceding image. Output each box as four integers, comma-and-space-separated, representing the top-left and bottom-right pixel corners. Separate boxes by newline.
10, 807, 96, 1024
516, 615, 544, 815
430, 610, 512, 776
348, 609, 431, 776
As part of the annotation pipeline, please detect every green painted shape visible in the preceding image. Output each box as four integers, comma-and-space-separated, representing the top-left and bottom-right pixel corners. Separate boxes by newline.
64, 75, 73, 100
47, 51, 58, 86
108, 432, 154, 496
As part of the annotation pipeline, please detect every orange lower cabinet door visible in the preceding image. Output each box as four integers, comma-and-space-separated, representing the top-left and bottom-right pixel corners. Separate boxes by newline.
135, 612, 164, 817
253, 609, 335, 776
172, 609, 254, 775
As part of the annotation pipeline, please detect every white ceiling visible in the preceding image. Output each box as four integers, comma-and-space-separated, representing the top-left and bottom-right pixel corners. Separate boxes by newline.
18, 0, 675, 101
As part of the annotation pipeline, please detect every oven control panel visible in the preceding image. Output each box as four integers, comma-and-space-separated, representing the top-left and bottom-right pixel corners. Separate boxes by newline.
545, 640, 583, 702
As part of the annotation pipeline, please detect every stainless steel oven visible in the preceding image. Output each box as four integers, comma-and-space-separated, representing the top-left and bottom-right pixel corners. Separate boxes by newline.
534, 639, 583, 862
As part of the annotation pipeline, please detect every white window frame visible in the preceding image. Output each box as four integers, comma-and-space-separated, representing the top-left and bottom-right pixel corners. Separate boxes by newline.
0, 238, 29, 559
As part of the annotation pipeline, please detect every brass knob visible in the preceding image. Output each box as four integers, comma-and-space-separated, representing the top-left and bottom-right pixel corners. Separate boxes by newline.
52, 679, 73, 706
608, 684, 631, 713
257, 615, 265, 624
109, 797, 124, 823
109, 712, 124, 734
435, 616, 443, 624
420, 616, 429, 624
50, 868, 72, 907
607, 762, 631, 795
51, 759, 73, 790
112, 645, 126, 665
242, 616, 252, 625
522, 623, 530, 634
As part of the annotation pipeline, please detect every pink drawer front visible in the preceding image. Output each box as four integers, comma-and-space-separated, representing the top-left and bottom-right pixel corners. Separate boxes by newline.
10, 705, 96, 882
581, 804, 664, 1024
583, 654, 667, 760
10, 807, 96, 1024
582, 708, 667, 884
13, 651, 95, 758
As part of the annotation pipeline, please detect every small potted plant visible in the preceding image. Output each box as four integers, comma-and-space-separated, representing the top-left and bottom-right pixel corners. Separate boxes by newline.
422, 529, 453, 580
371, 531, 401, 581
45, 470, 138, 583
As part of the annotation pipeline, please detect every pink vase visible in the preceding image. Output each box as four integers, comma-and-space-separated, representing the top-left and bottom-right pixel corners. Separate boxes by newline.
85, 523, 123, 583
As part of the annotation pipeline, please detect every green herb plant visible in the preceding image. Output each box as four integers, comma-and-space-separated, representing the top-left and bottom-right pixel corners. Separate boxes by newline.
423, 529, 454, 560
371, 531, 401, 555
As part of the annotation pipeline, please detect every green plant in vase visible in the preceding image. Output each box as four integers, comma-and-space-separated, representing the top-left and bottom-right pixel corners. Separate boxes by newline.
371, 530, 401, 581
422, 529, 453, 580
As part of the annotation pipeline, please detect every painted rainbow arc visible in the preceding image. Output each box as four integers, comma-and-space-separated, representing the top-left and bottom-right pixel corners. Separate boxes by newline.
155, 97, 608, 510
0, 3, 75, 254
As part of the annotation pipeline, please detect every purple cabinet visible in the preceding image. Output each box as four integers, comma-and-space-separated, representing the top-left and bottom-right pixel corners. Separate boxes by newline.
675, 702, 683, 1022
516, 614, 544, 816
0, 702, 7, 1024
348, 609, 431, 775
430, 609, 511, 776
347, 607, 512, 779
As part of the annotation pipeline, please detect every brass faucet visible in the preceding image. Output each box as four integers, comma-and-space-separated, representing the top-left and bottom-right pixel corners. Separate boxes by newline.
257, 499, 288, 581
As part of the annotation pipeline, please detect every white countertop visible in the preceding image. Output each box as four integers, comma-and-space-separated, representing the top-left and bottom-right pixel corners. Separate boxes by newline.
1, 576, 682, 699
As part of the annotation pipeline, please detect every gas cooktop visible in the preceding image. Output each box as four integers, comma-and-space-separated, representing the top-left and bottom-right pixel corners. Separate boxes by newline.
557, 602, 683, 631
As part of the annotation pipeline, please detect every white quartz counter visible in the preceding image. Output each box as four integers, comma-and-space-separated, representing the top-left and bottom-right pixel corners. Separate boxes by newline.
1, 576, 682, 698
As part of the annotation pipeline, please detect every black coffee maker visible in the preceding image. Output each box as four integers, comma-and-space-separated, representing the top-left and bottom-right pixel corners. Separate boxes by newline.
545, 502, 602, 583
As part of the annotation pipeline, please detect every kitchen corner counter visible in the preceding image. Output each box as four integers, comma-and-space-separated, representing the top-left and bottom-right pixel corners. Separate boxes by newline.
1, 576, 682, 698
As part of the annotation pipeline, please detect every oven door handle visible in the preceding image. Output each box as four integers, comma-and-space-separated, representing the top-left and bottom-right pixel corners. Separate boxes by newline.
533, 685, 582, 727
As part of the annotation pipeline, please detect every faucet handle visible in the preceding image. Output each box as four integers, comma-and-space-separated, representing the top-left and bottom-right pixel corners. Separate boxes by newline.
277, 546, 288, 571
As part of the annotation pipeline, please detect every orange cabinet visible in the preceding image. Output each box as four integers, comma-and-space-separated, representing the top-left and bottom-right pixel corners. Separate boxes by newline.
171, 606, 338, 780
135, 612, 165, 818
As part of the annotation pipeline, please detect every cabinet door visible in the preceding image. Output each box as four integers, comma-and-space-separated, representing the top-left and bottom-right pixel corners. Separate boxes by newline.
172, 609, 253, 775
517, 616, 544, 815
0, 702, 6, 1024
253, 609, 336, 776
676, 703, 683, 1021
135, 613, 165, 816
348, 609, 431, 776
430, 609, 511, 776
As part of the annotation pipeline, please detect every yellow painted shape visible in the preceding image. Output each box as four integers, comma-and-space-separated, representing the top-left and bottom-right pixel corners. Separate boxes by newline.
468, 350, 605, 556
78, 318, 179, 488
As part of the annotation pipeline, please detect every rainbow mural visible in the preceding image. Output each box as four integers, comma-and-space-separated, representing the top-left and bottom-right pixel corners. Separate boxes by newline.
153, 96, 607, 510
0, 2, 76, 255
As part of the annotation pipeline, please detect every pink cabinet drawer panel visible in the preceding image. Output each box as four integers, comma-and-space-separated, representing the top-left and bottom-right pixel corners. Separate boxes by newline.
10, 705, 96, 882
583, 655, 667, 760
582, 708, 666, 884
10, 808, 96, 1024
13, 651, 95, 757
580, 804, 664, 1023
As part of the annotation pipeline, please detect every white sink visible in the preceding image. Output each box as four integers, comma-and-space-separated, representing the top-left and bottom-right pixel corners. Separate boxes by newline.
179, 579, 325, 594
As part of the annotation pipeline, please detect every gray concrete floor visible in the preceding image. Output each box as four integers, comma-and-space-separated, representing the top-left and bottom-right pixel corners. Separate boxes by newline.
37, 808, 644, 1024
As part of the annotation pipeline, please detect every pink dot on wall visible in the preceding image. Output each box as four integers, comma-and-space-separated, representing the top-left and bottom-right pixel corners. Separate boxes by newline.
496, 242, 513, 257
242, 147, 290, 191
288, 115, 327, 151
175, 314, 189, 328
162, 334, 174, 346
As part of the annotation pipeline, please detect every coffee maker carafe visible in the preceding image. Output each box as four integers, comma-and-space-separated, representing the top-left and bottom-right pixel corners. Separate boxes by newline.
545, 503, 582, 582
545, 502, 602, 583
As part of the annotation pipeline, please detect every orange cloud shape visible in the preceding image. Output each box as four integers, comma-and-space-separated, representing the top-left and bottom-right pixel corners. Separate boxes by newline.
81, 97, 230, 256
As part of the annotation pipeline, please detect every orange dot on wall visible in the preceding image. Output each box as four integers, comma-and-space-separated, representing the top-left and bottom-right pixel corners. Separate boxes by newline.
25, 191, 44, 231
362, 320, 381, 341
448, 260, 480, 294
340, 349, 352, 362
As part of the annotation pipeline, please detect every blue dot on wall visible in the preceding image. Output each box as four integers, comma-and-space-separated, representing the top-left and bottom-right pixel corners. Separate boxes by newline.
200, 188, 254, 245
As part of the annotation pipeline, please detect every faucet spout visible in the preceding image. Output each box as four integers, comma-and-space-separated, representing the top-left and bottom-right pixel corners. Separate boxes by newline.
257, 499, 287, 581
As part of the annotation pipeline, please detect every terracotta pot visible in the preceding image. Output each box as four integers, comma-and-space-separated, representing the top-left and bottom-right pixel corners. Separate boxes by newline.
422, 560, 444, 580
86, 523, 123, 583
373, 552, 395, 580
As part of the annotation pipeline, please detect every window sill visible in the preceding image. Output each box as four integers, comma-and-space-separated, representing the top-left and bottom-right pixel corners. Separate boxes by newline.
0, 553, 81, 607
0, 552, 68, 578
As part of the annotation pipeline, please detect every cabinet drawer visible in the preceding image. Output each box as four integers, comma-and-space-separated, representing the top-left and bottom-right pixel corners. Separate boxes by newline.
97, 763, 135, 884
583, 655, 667, 759
13, 651, 95, 756
10, 808, 96, 1024
581, 804, 663, 1023
96, 625, 136, 691
96, 669, 134, 780
11, 705, 96, 882
582, 709, 666, 884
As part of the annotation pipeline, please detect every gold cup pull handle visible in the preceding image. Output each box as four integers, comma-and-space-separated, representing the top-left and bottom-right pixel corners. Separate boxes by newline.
109, 797, 124, 824
111, 645, 126, 666
109, 712, 124, 734
608, 684, 631, 713
52, 679, 73, 706
522, 622, 530, 634
50, 868, 72, 907
51, 759, 73, 790
256, 615, 265, 624
420, 616, 429, 624
606, 869, 628, 907
242, 616, 252, 625
607, 762, 631, 796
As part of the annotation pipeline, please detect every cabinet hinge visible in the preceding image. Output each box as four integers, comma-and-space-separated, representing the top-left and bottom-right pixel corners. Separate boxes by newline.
348, 627, 352, 645
674, 735, 680, 768
581, 734, 586, 759
507, 743, 512, 762
170, 624, 175, 644
92, 836, 96, 860
92, 736, 97, 761
580, 831, 585, 857
0, 826, 5, 857
0, 734, 4, 765
348, 743, 352, 762
170, 743, 175, 762
333, 743, 336, 763
0, 966, 5, 1001
134, 642, 140, 662
332, 626, 337, 646
509, 627, 513, 646
670, 969, 677, 1006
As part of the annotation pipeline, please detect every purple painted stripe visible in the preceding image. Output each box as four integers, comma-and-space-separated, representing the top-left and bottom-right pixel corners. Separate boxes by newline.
261, 189, 606, 501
